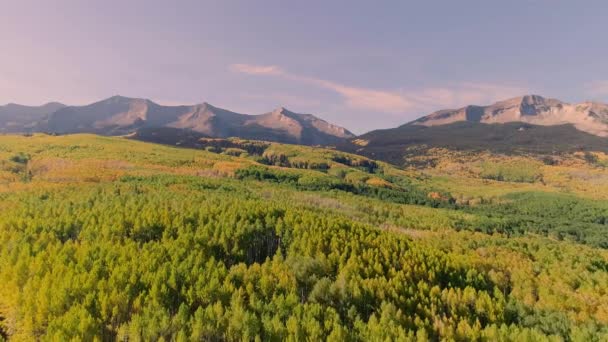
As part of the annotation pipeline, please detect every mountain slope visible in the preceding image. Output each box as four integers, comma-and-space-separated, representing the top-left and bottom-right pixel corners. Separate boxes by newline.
348, 95, 608, 165
33, 96, 354, 145
165, 105, 353, 145
413, 95, 608, 137
0, 102, 66, 133
2, 134, 608, 340
39, 96, 189, 135
350, 122, 608, 165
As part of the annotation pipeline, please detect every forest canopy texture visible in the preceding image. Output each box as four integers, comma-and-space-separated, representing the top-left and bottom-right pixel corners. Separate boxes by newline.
0, 134, 607, 341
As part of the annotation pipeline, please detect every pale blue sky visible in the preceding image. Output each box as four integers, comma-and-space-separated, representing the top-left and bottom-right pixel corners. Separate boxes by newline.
2, 0, 608, 132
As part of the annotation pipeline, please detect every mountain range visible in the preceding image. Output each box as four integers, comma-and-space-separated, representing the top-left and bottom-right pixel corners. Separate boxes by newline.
0, 102, 66, 132
412, 95, 608, 137
2, 94, 608, 157
349, 95, 608, 164
0, 96, 354, 146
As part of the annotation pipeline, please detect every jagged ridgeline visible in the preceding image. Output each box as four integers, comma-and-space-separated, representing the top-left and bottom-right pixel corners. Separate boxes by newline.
0, 96, 354, 146
347, 95, 608, 166
0, 134, 607, 340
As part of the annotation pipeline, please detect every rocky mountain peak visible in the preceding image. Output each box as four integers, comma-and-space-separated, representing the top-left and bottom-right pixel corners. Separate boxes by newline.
412, 94, 608, 136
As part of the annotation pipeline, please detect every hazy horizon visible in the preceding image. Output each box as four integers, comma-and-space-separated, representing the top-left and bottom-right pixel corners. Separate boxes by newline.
2, 0, 608, 133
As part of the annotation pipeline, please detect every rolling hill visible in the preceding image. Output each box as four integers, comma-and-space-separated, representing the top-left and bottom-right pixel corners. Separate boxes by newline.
0, 133, 607, 340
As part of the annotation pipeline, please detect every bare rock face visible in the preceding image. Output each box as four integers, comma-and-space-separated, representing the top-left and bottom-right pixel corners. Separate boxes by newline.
165, 104, 354, 144
413, 95, 608, 137
17, 96, 354, 145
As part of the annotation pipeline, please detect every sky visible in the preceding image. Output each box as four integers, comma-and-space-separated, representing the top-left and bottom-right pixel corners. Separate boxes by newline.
2, 0, 608, 133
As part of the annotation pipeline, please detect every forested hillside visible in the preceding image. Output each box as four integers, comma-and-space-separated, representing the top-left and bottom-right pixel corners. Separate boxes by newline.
0, 134, 607, 341
348, 122, 608, 166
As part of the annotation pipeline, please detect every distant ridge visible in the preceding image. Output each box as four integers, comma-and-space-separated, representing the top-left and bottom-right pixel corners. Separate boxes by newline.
412, 94, 608, 137
349, 94, 608, 165
3, 94, 608, 153
0, 96, 354, 145
0, 102, 66, 133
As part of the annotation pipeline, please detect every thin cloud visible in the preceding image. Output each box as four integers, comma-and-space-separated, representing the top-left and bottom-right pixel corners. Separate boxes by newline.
240, 92, 323, 108
408, 83, 527, 110
586, 81, 608, 97
230, 63, 526, 114
229, 64, 285, 76
305, 79, 415, 113
231, 63, 415, 112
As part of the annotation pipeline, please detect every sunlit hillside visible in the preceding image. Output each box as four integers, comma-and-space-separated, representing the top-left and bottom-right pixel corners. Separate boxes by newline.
0, 134, 607, 340
401, 148, 608, 201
